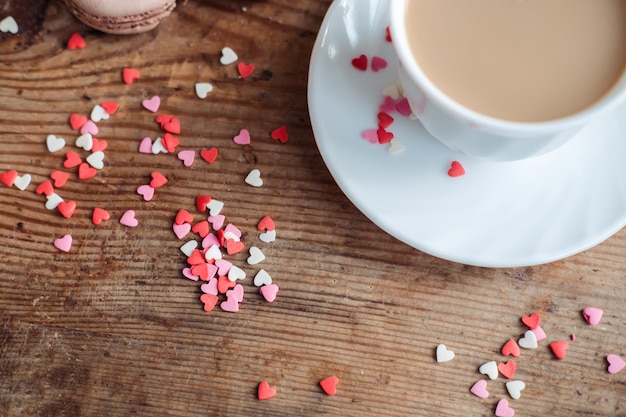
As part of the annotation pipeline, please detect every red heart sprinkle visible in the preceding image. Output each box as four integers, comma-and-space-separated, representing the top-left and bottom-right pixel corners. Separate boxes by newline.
191, 263, 211, 281
150, 171, 168, 188
100, 101, 119, 115
0, 169, 17, 187
35, 180, 54, 196
162, 118, 181, 134
78, 162, 97, 180
200, 293, 218, 312
161, 133, 180, 153
218, 275, 236, 294
521, 313, 541, 330
69, 113, 88, 130
50, 170, 69, 188
67, 33, 86, 50
225, 238, 244, 255
447, 161, 465, 178
257, 215, 275, 231
270, 126, 288, 143
497, 360, 517, 379
155, 114, 173, 125
122, 67, 140, 84
377, 127, 394, 144
501, 339, 520, 357
196, 195, 212, 212
385, 26, 392, 42
237, 62, 255, 79
191, 221, 210, 238
91, 138, 108, 152
187, 249, 206, 266
320, 376, 339, 396
92, 207, 110, 225
377, 112, 394, 129
200, 147, 218, 163
549, 341, 569, 360
63, 151, 82, 168
57, 200, 77, 218
257, 381, 276, 400
175, 209, 193, 225
351, 54, 368, 71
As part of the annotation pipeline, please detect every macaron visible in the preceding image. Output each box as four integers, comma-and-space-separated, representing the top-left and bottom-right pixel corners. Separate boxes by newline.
61, 0, 176, 34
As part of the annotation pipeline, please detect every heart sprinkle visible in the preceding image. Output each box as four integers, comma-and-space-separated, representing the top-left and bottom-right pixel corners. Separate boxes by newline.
497, 361, 517, 379
35, 181, 54, 196
92, 208, 111, 225
220, 46, 238, 65
137, 185, 155, 202
469, 379, 489, 399
371, 56, 388, 72
67, 33, 86, 50
607, 354, 625, 374
518, 330, 538, 349
0, 16, 19, 34
13, 174, 31, 191
495, 399, 515, 417
501, 339, 521, 357
247, 246, 265, 265
521, 313, 541, 330
54, 234, 73, 252
177, 150, 195, 167
237, 62, 255, 79
582, 307, 603, 326
47, 135, 66, 153
57, 200, 77, 218
351, 54, 368, 71
50, 170, 69, 188
319, 376, 339, 396
0, 170, 17, 187
549, 341, 569, 360
120, 210, 139, 227
505, 380, 525, 400
195, 82, 214, 99
436, 344, 455, 363
69, 113, 88, 130
200, 148, 218, 163
478, 361, 498, 380
257, 215, 275, 231
122, 67, 140, 84
448, 161, 466, 177
142, 95, 161, 113
259, 284, 279, 303
200, 294, 219, 312
245, 169, 263, 187
78, 163, 97, 180
270, 126, 288, 143
150, 171, 168, 188
257, 381, 276, 400
233, 129, 251, 145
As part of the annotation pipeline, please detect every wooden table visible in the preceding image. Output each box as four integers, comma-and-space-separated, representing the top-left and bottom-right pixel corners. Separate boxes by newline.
1, 1, 624, 416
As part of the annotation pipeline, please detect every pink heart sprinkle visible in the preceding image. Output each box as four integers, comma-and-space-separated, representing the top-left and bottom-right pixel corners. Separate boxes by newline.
582, 307, 603, 326
208, 215, 225, 230
139, 137, 153, 154
220, 295, 239, 312
137, 184, 155, 202
396, 98, 412, 116
142, 95, 161, 113
201, 278, 219, 295
469, 379, 489, 399
379, 96, 396, 113
177, 150, 195, 167
233, 129, 251, 145
361, 129, 378, 144
54, 234, 72, 252
224, 223, 242, 239
531, 325, 547, 342
371, 56, 388, 72
495, 399, 515, 417
80, 120, 98, 135
202, 233, 220, 249
120, 210, 138, 227
226, 284, 244, 303
173, 223, 191, 240
215, 259, 233, 276
607, 354, 625, 374
182, 267, 199, 281
259, 284, 279, 303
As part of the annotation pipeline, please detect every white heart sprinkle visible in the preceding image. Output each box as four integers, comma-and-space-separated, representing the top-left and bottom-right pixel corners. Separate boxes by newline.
13, 174, 31, 191
152, 137, 168, 154
195, 82, 214, 99
90, 104, 110, 122
388, 138, 405, 155
227, 265, 246, 282
180, 240, 198, 257
223, 231, 240, 242
46, 135, 66, 153
247, 246, 265, 265
75, 133, 93, 151
259, 229, 276, 243
253, 269, 272, 287
505, 380, 525, 400
207, 199, 224, 216
478, 361, 499, 380
86, 151, 105, 169
382, 84, 401, 100
220, 46, 238, 65
436, 344, 455, 363
245, 168, 263, 187
204, 244, 223, 262
518, 330, 538, 349
0, 16, 18, 34
45, 193, 64, 210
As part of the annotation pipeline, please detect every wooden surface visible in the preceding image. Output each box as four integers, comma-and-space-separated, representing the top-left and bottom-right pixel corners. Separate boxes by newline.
1, 1, 625, 416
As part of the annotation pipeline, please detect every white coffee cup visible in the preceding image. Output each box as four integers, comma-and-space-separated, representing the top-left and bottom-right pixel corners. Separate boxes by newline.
389, 1, 626, 162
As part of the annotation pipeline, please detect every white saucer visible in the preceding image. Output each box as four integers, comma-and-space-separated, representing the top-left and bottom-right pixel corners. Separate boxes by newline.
308, 0, 626, 267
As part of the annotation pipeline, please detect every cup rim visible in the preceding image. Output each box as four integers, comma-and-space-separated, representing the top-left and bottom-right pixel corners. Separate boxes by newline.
389, 0, 626, 134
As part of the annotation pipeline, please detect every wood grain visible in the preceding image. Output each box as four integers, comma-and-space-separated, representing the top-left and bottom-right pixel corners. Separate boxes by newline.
1, 1, 625, 416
